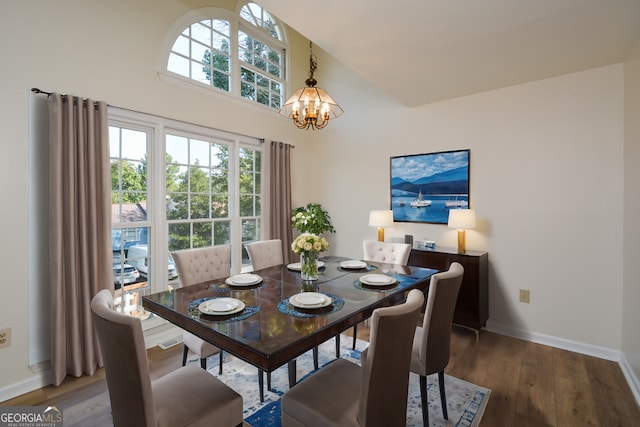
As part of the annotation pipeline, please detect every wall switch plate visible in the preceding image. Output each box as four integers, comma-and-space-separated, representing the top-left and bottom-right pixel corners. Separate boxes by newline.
519, 289, 530, 304
0, 328, 11, 348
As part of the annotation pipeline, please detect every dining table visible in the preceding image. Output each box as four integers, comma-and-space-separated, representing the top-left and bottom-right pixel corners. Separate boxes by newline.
141, 255, 438, 401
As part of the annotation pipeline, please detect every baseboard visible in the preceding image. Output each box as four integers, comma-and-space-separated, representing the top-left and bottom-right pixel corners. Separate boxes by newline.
0, 370, 51, 403
486, 321, 640, 407
486, 321, 620, 361
619, 353, 640, 407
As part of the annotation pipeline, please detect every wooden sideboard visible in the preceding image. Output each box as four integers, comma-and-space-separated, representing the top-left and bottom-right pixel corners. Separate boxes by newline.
408, 247, 488, 339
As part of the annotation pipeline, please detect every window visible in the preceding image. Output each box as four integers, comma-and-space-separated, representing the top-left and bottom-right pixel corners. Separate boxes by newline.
109, 124, 152, 316
109, 109, 263, 308
164, 2, 286, 110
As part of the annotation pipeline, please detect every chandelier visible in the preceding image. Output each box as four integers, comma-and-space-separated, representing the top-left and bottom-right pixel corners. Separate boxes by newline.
279, 42, 343, 130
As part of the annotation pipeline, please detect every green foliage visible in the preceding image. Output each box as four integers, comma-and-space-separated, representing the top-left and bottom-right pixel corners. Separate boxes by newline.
291, 203, 335, 235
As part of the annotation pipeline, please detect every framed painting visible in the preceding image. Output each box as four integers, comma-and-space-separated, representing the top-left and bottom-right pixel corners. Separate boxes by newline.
390, 149, 470, 224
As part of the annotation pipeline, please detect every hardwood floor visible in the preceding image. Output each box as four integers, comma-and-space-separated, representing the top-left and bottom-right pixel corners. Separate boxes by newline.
3, 326, 639, 426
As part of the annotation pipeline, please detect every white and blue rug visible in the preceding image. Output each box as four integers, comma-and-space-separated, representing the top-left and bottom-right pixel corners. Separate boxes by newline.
200, 336, 490, 427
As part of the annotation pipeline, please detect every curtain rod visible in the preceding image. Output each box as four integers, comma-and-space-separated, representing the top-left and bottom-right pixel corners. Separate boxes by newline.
31, 87, 294, 147
31, 87, 105, 107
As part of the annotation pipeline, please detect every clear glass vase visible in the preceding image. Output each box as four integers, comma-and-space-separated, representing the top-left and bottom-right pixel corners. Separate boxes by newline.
300, 251, 319, 282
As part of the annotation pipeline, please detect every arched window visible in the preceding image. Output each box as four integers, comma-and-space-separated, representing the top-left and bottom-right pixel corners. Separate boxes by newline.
164, 2, 286, 110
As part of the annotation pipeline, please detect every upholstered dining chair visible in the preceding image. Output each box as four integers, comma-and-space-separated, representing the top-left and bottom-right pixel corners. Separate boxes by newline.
410, 262, 464, 426
281, 289, 424, 427
362, 240, 412, 265
172, 245, 231, 374
345, 240, 413, 350
245, 239, 284, 271
91, 289, 243, 427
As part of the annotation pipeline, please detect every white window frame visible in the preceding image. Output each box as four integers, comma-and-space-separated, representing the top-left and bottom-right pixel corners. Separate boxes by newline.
109, 107, 263, 293
157, 3, 288, 111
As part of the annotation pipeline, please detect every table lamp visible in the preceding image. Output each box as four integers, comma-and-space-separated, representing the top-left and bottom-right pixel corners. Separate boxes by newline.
448, 209, 476, 253
369, 210, 394, 242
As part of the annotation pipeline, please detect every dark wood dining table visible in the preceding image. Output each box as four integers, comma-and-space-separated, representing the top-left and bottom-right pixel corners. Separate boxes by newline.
141, 255, 437, 400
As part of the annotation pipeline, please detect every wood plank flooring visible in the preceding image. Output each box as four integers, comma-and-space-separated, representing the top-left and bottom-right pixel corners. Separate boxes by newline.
2, 326, 639, 426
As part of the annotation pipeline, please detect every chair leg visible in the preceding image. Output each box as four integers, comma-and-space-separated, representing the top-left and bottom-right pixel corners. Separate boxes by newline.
200, 357, 207, 370
420, 375, 429, 427
438, 370, 448, 420
352, 324, 358, 349
218, 351, 223, 375
182, 345, 189, 366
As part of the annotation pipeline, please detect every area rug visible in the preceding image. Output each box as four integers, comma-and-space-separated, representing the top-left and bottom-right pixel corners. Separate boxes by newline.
201, 335, 490, 427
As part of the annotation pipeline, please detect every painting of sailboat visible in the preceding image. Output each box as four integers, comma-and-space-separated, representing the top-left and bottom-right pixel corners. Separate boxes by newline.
390, 149, 470, 224
410, 188, 432, 207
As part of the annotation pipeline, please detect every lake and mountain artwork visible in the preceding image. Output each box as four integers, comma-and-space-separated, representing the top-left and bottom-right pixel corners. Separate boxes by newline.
390, 149, 470, 224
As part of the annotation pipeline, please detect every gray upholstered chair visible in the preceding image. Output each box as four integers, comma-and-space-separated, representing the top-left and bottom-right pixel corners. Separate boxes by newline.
245, 239, 284, 270
410, 262, 464, 426
346, 240, 413, 350
91, 289, 243, 427
281, 289, 424, 427
362, 240, 411, 265
172, 245, 231, 374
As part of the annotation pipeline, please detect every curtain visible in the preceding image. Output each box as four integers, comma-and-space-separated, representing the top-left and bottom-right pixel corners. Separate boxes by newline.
267, 140, 294, 263
49, 93, 112, 385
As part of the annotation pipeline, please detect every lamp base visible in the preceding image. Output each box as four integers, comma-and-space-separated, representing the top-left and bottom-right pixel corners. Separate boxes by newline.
377, 227, 385, 242
457, 229, 466, 253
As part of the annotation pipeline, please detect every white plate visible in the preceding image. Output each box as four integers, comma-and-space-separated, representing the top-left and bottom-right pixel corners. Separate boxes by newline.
340, 260, 367, 269
225, 274, 262, 286
199, 298, 245, 315
287, 261, 326, 271
360, 274, 396, 286
289, 292, 332, 309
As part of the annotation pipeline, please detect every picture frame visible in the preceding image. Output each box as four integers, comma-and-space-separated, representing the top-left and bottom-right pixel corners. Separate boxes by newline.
390, 149, 470, 224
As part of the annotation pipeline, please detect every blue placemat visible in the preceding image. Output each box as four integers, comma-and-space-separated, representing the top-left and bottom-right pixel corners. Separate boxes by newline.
277, 293, 345, 318
189, 297, 260, 323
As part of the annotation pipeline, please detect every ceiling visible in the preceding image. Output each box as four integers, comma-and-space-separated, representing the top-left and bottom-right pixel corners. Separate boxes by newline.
256, 0, 640, 107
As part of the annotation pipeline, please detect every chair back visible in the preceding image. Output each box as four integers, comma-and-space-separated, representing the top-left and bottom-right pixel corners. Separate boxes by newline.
362, 240, 411, 265
358, 289, 424, 427
91, 289, 156, 427
420, 262, 464, 373
171, 245, 231, 286
245, 239, 283, 271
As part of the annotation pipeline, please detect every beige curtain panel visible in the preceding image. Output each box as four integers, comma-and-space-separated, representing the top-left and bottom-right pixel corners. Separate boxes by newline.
268, 140, 294, 264
48, 93, 112, 386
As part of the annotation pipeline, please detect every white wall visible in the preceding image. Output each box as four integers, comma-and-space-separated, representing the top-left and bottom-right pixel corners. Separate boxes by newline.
623, 41, 640, 398
309, 59, 625, 356
0, 0, 635, 402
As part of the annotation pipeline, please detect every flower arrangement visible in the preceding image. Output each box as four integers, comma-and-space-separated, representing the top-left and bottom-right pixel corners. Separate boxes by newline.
291, 232, 329, 281
291, 232, 330, 255
291, 203, 335, 236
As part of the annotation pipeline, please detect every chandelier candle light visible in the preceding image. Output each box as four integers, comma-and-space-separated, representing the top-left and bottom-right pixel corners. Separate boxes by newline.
279, 42, 343, 130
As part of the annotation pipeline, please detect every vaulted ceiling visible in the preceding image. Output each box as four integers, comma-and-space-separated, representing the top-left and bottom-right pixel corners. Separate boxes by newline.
256, 0, 640, 107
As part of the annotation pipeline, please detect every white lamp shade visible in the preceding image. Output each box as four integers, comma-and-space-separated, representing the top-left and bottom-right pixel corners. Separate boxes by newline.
369, 210, 394, 227
448, 209, 476, 229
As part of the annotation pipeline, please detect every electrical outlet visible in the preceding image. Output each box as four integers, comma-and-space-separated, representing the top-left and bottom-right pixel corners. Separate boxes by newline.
0, 327, 10, 348
519, 289, 530, 304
